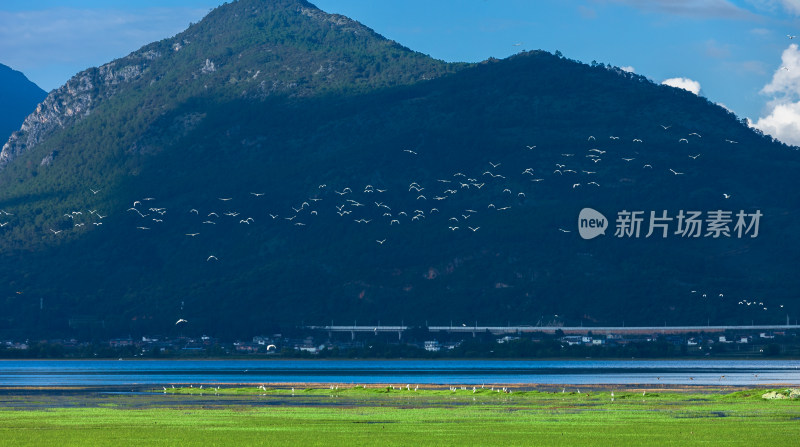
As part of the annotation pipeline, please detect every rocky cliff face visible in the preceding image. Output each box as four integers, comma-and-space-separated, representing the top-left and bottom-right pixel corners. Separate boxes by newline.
0, 53, 157, 170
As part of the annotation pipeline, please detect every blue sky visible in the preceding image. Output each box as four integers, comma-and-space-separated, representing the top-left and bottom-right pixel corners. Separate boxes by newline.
2, 0, 800, 144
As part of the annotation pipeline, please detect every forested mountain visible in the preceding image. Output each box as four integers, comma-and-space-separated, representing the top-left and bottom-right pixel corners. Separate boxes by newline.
0, 63, 46, 149
0, 0, 797, 339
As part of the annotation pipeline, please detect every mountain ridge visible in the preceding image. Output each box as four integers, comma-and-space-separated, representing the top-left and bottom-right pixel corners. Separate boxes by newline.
0, 0, 797, 339
0, 63, 47, 150
1, 0, 463, 172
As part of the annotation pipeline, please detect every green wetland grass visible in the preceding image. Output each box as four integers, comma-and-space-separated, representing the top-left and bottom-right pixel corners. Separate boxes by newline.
0, 385, 798, 446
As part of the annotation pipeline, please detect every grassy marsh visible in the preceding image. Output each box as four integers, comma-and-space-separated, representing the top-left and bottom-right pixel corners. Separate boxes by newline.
0, 385, 798, 446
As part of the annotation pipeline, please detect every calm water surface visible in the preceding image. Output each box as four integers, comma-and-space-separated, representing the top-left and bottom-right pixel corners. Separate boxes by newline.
1, 359, 799, 386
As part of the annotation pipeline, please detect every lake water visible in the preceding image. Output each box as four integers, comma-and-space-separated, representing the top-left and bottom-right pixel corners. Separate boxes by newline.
2, 359, 799, 387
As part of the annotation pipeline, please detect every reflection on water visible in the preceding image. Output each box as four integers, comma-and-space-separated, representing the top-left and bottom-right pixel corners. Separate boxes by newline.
0, 359, 798, 386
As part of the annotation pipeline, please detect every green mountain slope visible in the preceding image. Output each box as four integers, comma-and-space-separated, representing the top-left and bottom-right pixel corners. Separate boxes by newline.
0, 0, 797, 339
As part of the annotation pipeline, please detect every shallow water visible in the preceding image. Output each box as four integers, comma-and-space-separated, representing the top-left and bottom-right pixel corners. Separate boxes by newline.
1, 359, 799, 386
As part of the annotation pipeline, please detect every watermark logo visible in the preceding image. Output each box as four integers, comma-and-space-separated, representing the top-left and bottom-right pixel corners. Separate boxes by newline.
578, 208, 608, 240
577, 208, 762, 239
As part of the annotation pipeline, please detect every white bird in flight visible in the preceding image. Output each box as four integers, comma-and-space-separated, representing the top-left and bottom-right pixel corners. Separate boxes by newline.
207, 255, 218, 261
176, 319, 188, 325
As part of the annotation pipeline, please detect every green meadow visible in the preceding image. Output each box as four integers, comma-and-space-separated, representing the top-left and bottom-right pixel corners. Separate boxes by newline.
0, 386, 798, 446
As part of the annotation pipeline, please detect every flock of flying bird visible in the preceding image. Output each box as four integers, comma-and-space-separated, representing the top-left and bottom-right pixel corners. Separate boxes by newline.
107, 126, 734, 244
0, 125, 736, 243
0, 124, 783, 315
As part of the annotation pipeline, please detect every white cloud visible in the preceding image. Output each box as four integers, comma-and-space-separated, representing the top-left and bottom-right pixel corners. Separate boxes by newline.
746, 0, 800, 15
780, 0, 800, 13
751, 44, 800, 146
620, 66, 635, 73
605, 0, 752, 19
760, 44, 800, 96
751, 102, 800, 145
662, 77, 702, 95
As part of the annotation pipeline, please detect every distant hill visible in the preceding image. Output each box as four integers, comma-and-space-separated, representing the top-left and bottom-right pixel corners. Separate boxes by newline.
0, 63, 46, 148
0, 0, 797, 339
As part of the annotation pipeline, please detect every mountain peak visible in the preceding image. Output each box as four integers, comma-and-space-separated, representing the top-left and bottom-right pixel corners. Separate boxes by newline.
1, 0, 461, 171
0, 63, 46, 147
1, 2, 797, 338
